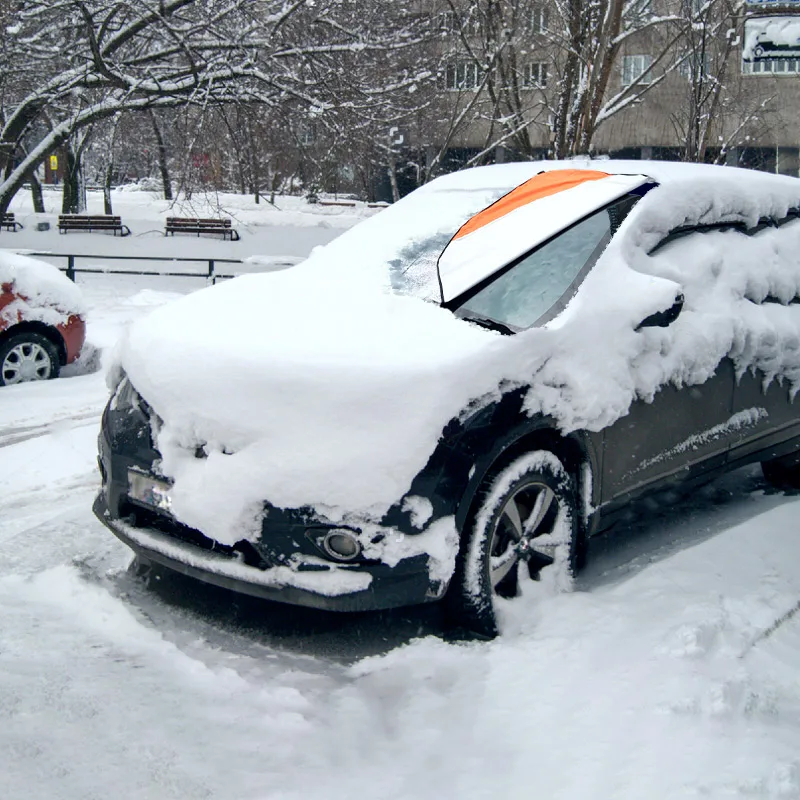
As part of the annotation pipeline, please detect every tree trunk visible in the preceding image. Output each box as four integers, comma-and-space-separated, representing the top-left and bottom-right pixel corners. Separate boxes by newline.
387, 157, 400, 203
29, 170, 44, 213
104, 162, 114, 215
61, 147, 79, 214
149, 111, 173, 201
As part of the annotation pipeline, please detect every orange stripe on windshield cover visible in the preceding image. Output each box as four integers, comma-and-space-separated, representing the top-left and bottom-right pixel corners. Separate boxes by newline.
453, 169, 612, 241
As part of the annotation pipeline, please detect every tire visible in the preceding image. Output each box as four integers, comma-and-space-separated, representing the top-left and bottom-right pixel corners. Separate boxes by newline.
761, 454, 800, 490
0, 332, 61, 386
753, 45, 764, 58
447, 451, 580, 639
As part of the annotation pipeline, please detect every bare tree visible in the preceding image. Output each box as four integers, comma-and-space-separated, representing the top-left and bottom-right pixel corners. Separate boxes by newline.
0, 0, 429, 213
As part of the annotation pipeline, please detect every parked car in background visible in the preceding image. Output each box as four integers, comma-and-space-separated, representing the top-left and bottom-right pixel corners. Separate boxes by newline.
0, 251, 86, 386
94, 162, 800, 637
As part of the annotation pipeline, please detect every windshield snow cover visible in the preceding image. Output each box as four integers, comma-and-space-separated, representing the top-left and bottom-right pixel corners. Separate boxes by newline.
117, 162, 800, 546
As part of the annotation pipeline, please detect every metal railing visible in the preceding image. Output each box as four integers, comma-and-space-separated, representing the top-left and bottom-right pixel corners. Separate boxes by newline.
25, 252, 244, 284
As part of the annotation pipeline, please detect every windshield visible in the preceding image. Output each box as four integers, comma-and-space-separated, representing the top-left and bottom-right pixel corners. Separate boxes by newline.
454, 206, 613, 329
299, 177, 523, 301
385, 188, 509, 299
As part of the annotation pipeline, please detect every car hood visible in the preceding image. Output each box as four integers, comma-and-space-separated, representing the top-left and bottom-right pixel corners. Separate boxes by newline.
118, 265, 509, 543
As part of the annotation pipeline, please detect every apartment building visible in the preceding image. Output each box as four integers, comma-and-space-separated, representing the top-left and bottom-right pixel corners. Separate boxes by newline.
398, 0, 800, 180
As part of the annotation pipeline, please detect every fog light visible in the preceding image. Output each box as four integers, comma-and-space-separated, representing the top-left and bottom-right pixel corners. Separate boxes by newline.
322, 530, 361, 562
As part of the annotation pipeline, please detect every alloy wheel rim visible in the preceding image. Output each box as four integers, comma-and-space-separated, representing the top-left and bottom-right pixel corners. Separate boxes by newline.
2, 342, 52, 384
489, 480, 558, 591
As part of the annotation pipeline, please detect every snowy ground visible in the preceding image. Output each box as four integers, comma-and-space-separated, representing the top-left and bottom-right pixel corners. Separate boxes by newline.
1, 187, 800, 799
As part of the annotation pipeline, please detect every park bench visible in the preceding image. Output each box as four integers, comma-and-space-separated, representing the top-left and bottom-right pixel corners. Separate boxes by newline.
317, 199, 357, 207
1, 213, 23, 231
58, 214, 131, 236
164, 217, 240, 241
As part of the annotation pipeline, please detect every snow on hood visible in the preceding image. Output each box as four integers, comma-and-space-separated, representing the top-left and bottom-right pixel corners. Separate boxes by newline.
0, 250, 86, 321
119, 266, 507, 542
117, 161, 800, 546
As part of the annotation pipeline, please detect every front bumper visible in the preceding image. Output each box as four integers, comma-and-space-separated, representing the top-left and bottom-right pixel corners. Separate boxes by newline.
93, 492, 437, 613
58, 314, 86, 364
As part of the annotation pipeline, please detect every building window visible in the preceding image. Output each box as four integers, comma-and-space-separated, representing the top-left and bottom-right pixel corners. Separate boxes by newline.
298, 125, 316, 146
439, 11, 459, 33
743, 58, 800, 75
622, 54, 653, 85
523, 62, 548, 88
688, 0, 706, 17
531, 6, 548, 33
439, 10, 480, 36
445, 60, 481, 90
679, 51, 713, 80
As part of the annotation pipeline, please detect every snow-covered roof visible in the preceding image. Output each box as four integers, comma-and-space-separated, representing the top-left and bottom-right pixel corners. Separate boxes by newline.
0, 250, 86, 322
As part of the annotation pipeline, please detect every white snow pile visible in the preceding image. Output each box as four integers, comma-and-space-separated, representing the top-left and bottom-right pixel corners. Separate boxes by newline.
115, 161, 800, 562
0, 249, 86, 326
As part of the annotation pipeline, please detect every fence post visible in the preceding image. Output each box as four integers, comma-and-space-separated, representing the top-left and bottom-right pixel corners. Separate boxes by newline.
208, 259, 215, 285
66, 255, 76, 282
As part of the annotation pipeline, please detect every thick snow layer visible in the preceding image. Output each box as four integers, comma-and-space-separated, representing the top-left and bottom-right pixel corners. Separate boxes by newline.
119, 269, 499, 544
0, 249, 86, 322
117, 161, 800, 550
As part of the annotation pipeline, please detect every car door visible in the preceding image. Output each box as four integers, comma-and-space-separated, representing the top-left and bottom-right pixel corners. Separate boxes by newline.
727, 289, 800, 465
600, 225, 740, 504
601, 358, 736, 503
728, 366, 800, 465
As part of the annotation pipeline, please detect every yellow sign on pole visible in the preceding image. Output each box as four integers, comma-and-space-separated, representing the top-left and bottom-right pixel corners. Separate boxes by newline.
49, 155, 58, 171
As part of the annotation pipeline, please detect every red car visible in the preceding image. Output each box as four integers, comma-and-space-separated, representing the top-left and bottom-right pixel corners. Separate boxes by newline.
0, 252, 86, 386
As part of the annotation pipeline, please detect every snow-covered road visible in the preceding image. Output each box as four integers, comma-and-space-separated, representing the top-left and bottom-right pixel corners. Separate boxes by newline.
1, 281, 798, 800
2, 190, 800, 798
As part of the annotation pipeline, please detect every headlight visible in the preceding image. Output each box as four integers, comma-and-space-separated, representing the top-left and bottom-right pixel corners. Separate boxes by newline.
128, 470, 173, 513
110, 376, 143, 413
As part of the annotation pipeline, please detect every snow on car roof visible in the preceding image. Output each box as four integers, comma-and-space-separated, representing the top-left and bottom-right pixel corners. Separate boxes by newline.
298, 159, 800, 302
0, 250, 86, 319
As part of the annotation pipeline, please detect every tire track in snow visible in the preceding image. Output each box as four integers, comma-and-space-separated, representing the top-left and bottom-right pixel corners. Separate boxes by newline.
0, 411, 101, 448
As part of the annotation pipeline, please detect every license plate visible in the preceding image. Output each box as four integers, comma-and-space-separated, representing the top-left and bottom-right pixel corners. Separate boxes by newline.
128, 470, 173, 513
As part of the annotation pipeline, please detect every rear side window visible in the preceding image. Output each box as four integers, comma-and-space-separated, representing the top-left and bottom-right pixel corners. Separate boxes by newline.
454, 206, 612, 330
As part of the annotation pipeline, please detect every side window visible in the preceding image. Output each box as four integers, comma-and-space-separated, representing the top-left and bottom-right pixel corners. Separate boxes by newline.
455, 206, 614, 330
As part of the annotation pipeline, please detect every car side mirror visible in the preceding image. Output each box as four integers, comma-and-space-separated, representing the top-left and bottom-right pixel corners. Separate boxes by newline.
635, 293, 684, 330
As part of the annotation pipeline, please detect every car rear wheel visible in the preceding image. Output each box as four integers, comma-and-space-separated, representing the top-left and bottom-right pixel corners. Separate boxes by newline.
0, 333, 60, 386
761, 453, 800, 490
448, 451, 580, 638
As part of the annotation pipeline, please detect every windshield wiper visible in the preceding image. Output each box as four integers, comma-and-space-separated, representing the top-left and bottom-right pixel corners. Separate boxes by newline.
459, 314, 516, 336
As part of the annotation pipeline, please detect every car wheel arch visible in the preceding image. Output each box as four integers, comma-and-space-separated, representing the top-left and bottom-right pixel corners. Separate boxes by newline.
0, 321, 67, 366
454, 423, 598, 543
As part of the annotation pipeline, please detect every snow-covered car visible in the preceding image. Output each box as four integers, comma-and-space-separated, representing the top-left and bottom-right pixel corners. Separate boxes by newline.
0, 251, 86, 386
94, 162, 800, 637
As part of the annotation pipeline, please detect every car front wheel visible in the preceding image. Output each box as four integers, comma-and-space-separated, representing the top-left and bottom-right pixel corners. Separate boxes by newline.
449, 450, 580, 638
0, 333, 60, 386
